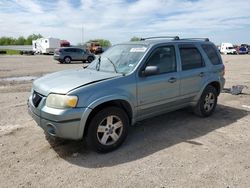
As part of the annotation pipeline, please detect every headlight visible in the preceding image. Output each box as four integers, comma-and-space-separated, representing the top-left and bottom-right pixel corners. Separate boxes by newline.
46, 94, 78, 109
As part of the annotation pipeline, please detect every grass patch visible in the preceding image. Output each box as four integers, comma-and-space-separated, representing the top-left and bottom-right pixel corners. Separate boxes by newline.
0, 49, 21, 55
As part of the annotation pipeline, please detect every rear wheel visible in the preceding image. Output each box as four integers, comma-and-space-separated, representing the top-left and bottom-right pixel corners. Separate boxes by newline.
194, 85, 218, 117
86, 107, 129, 153
64, 56, 71, 63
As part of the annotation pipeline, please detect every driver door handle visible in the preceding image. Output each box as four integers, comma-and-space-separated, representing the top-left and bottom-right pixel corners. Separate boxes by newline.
199, 72, 205, 77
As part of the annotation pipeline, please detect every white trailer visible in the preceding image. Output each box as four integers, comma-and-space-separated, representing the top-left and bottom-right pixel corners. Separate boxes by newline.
220, 43, 237, 55
32, 37, 60, 54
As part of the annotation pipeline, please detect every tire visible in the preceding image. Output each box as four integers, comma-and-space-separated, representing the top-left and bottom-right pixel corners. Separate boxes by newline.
86, 107, 129, 153
194, 85, 218, 117
64, 56, 71, 63
87, 56, 94, 63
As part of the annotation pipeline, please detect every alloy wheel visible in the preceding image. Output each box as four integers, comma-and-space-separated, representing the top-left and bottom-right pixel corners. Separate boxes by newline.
96, 115, 123, 145
203, 92, 215, 112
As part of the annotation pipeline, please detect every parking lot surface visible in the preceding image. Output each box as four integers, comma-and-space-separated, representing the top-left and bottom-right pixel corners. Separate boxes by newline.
0, 55, 250, 187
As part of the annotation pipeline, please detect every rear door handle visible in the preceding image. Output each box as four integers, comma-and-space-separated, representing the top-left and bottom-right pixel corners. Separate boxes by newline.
168, 77, 177, 83
199, 72, 205, 77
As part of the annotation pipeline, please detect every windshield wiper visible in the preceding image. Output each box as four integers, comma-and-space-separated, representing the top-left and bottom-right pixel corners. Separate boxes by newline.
104, 57, 118, 73
95, 56, 118, 73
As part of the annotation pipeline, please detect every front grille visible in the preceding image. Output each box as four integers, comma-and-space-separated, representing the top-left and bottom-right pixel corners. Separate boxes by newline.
32, 91, 42, 107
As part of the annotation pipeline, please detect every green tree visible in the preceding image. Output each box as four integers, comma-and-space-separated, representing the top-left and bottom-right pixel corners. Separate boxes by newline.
0, 37, 13, 45
16, 36, 26, 45
0, 34, 43, 45
130, 36, 141, 41
25, 34, 43, 45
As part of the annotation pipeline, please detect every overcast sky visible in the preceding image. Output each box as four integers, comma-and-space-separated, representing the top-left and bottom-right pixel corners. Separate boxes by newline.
0, 0, 250, 45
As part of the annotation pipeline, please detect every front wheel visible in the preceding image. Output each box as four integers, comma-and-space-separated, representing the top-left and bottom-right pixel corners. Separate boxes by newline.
194, 85, 218, 117
87, 56, 94, 63
86, 107, 129, 153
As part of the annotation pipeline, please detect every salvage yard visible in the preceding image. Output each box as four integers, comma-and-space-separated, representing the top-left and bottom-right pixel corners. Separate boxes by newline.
0, 55, 250, 187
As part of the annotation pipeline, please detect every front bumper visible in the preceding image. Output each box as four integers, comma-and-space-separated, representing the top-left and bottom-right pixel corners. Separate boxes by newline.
27, 94, 91, 140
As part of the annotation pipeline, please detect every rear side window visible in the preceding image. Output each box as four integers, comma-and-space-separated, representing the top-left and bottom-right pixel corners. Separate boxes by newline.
202, 44, 222, 65
76, 49, 83, 53
179, 47, 204, 70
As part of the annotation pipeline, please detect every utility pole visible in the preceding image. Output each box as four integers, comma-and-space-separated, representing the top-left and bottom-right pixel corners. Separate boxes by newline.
82, 24, 84, 46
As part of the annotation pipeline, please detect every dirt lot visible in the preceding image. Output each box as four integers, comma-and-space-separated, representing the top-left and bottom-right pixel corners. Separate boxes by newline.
0, 55, 250, 187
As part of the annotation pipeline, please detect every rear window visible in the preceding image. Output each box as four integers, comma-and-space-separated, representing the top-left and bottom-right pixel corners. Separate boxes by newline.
179, 47, 204, 70
202, 44, 221, 65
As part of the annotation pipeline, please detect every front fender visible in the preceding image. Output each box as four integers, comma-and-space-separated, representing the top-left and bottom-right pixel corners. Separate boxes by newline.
88, 95, 136, 116
78, 95, 136, 139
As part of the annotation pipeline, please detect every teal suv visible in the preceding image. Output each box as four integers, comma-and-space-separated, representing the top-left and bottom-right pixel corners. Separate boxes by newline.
28, 36, 225, 152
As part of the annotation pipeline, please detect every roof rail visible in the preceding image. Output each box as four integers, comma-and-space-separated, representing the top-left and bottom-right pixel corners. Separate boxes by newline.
140, 36, 180, 41
180, 38, 209, 42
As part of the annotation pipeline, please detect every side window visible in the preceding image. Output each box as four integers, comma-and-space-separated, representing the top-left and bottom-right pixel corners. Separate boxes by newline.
146, 46, 176, 74
76, 49, 82, 53
71, 48, 77, 53
179, 47, 204, 70
202, 44, 222, 65
64, 49, 71, 52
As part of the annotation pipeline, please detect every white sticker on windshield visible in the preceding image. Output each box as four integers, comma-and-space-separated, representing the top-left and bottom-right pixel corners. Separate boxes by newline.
130, 47, 147, 52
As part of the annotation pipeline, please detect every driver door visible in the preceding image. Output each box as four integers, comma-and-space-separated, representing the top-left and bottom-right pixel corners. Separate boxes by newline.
136, 45, 180, 119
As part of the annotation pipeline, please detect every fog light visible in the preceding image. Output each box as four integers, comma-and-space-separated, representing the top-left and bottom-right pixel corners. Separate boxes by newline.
47, 124, 56, 136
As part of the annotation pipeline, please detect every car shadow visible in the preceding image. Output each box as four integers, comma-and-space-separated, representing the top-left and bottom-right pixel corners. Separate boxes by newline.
46, 104, 249, 168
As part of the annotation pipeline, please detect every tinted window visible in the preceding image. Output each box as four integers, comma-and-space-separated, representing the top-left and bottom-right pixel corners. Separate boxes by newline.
64, 48, 76, 52
179, 47, 203, 70
147, 46, 176, 74
202, 44, 221, 65
64, 48, 72, 52
76, 48, 83, 53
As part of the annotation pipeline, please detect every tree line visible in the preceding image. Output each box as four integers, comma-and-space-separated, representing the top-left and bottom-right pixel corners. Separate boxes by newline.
0, 34, 141, 46
0, 34, 43, 45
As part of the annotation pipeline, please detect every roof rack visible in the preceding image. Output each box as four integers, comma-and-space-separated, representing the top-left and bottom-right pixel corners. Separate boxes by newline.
140, 36, 180, 41
180, 38, 209, 42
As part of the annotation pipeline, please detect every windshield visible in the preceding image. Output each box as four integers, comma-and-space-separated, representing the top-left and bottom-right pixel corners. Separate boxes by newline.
87, 44, 147, 74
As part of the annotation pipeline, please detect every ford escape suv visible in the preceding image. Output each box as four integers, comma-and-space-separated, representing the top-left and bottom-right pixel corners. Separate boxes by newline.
28, 36, 225, 152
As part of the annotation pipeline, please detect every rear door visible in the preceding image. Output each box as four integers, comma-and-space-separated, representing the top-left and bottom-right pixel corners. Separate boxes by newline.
136, 45, 180, 119
75, 49, 84, 60
178, 44, 208, 98
71, 48, 78, 60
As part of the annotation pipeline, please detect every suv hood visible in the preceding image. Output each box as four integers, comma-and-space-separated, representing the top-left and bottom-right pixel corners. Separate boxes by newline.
33, 68, 120, 96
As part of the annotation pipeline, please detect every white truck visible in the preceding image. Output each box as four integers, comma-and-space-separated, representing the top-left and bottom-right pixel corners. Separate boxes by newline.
32, 37, 60, 54
220, 43, 237, 55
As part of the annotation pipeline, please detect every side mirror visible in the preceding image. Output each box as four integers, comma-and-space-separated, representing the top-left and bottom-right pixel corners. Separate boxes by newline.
142, 66, 159, 77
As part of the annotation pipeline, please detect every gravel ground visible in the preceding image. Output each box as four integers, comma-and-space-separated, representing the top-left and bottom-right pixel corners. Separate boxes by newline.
0, 54, 250, 188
